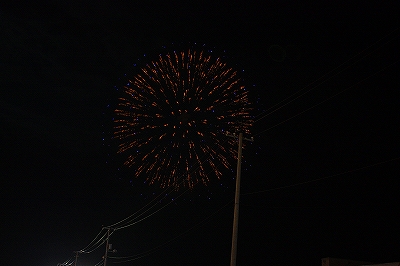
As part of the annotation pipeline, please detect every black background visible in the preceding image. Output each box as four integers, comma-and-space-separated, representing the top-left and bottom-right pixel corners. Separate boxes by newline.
1, 1, 399, 265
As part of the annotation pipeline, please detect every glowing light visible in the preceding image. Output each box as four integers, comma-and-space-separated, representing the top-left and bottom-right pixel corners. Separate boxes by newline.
114, 49, 252, 188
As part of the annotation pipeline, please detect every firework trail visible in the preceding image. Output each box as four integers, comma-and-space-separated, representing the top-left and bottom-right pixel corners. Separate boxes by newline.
114, 49, 252, 188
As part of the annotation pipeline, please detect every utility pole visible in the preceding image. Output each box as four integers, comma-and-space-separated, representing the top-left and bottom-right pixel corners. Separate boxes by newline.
73, 251, 80, 266
103, 227, 111, 266
103, 227, 117, 266
226, 131, 253, 266
230, 132, 242, 266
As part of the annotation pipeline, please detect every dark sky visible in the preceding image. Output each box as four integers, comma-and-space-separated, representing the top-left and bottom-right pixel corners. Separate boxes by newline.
1, 1, 399, 266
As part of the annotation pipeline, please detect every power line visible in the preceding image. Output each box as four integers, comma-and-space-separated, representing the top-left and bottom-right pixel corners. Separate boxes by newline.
58, 139, 231, 264
253, 26, 399, 125
111, 156, 221, 231
253, 58, 399, 137
57, 142, 233, 265
106, 139, 230, 230
108, 200, 233, 263
242, 156, 400, 196
80, 236, 108, 254
93, 259, 104, 266
79, 229, 108, 253
113, 186, 191, 230
58, 256, 74, 266
107, 185, 180, 230
105, 158, 237, 263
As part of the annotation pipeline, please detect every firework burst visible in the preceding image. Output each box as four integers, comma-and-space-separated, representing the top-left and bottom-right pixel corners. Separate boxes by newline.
113, 49, 252, 188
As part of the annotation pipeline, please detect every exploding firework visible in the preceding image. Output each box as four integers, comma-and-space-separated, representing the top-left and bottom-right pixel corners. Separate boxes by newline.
113, 49, 252, 188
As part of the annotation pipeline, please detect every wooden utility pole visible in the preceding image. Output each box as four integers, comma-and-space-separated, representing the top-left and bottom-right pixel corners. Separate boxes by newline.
73, 251, 80, 266
226, 131, 252, 266
230, 132, 243, 266
103, 227, 111, 266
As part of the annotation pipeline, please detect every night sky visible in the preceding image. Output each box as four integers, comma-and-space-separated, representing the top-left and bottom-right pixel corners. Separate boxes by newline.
1, 1, 399, 266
